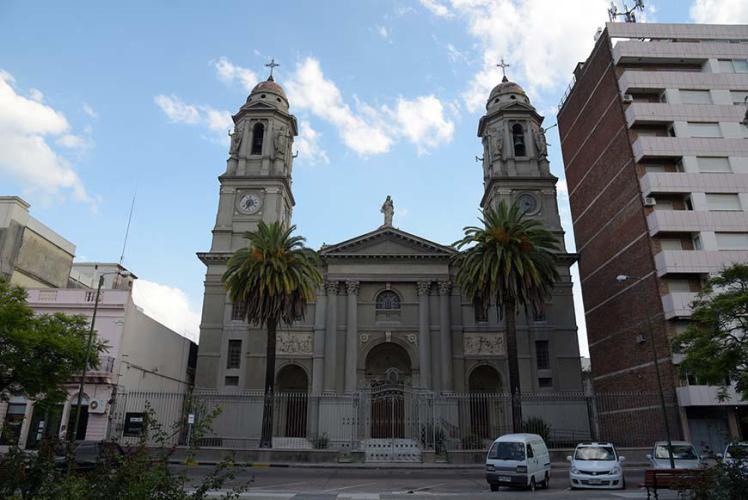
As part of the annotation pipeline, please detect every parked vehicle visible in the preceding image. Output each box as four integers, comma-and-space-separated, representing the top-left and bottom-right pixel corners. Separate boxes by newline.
646, 441, 704, 470
485, 433, 551, 491
567, 442, 625, 489
54, 440, 125, 471
720, 441, 748, 472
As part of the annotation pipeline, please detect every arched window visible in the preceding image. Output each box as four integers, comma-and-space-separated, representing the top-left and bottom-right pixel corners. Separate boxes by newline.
512, 123, 526, 157
375, 290, 401, 322
251, 123, 264, 155
376, 290, 401, 310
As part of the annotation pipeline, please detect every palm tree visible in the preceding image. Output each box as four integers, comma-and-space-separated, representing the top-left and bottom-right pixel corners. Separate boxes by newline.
223, 221, 322, 448
453, 200, 560, 431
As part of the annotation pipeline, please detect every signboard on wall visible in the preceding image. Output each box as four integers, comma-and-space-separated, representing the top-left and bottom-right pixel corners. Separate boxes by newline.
123, 412, 145, 437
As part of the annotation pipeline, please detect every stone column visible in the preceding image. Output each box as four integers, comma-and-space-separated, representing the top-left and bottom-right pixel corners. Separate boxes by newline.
417, 281, 432, 389
438, 281, 453, 392
344, 280, 360, 393
311, 287, 327, 395
324, 281, 338, 393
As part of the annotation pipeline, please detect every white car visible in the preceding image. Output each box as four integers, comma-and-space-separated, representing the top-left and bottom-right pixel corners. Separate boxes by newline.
567, 442, 625, 489
721, 442, 748, 472
647, 441, 704, 469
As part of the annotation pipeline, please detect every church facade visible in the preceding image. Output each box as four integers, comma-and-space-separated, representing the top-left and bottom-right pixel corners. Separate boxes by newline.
194, 72, 584, 443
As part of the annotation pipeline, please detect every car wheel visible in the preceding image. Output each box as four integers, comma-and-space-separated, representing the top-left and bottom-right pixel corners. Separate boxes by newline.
543, 472, 550, 489
490, 483, 499, 492
529, 476, 536, 492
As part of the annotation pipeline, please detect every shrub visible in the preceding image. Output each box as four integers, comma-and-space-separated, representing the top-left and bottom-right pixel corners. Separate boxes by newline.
522, 417, 551, 443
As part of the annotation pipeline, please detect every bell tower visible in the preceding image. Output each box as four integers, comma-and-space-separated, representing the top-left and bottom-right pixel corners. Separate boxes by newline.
477, 73, 565, 243
195, 66, 298, 389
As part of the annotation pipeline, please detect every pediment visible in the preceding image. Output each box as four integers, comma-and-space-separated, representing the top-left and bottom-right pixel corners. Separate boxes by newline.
320, 227, 456, 259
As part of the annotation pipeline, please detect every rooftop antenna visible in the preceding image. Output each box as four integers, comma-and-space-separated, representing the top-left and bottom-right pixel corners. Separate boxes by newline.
608, 0, 644, 23
119, 183, 137, 266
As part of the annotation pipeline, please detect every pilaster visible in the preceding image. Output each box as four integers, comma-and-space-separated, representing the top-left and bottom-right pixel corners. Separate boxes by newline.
417, 281, 432, 390
344, 280, 360, 393
324, 281, 339, 392
438, 280, 453, 392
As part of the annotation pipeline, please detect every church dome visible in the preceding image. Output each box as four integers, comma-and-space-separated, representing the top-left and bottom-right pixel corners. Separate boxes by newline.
246, 75, 289, 111
486, 76, 530, 111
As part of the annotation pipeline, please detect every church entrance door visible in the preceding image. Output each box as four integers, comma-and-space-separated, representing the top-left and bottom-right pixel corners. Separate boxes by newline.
363, 343, 420, 462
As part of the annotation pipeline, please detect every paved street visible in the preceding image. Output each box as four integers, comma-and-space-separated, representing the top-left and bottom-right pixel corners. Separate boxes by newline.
175, 465, 683, 499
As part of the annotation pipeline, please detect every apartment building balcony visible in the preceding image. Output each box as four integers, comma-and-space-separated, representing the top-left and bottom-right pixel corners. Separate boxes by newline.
632, 137, 748, 162
647, 209, 748, 235
676, 384, 747, 407
661, 292, 698, 319
654, 249, 748, 276
612, 40, 748, 65
625, 103, 744, 128
619, 70, 748, 94
640, 172, 748, 196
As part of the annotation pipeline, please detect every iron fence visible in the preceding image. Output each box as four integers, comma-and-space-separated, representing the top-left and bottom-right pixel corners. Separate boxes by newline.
106, 389, 678, 453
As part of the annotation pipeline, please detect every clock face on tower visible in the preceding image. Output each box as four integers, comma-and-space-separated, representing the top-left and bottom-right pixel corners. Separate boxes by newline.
237, 193, 262, 215
517, 192, 539, 215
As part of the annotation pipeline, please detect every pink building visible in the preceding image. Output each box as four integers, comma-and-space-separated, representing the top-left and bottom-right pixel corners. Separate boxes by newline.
0, 269, 196, 449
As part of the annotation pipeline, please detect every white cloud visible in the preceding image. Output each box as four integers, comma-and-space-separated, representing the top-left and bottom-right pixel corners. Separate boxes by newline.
295, 120, 329, 165
391, 96, 455, 154
419, 0, 453, 17
690, 0, 748, 23
29, 88, 44, 102
285, 57, 454, 156
154, 94, 200, 124
427, 0, 608, 112
82, 103, 98, 119
214, 56, 259, 92
132, 279, 200, 343
376, 25, 391, 42
446, 43, 469, 64
154, 94, 232, 143
0, 70, 93, 204
56, 134, 88, 149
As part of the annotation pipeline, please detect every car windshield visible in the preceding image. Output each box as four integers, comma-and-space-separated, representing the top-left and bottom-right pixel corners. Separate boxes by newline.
655, 445, 697, 460
575, 446, 616, 461
726, 444, 748, 459
489, 442, 525, 461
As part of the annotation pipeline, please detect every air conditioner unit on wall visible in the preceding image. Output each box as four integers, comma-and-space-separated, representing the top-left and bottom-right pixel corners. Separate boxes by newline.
643, 196, 657, 207
622, 94, 634, 103
88, 399, 107, 414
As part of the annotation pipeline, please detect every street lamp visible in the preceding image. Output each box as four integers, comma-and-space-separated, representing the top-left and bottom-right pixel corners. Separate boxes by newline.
616, 274, 676, 469
69, 270, 130, 442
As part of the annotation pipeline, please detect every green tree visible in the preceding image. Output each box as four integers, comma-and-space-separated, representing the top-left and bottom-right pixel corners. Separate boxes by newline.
0, 278, 106, 405
675, 264, 748, 400
453, 200, 560, 430
223, 222, 322, 448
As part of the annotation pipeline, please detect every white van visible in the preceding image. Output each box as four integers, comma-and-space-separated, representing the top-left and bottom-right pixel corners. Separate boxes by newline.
485, 433, 551, 491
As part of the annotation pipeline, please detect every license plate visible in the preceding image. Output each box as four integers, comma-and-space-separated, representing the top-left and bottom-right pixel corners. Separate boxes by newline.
588, 479, 602, 485
499, 476, 511, 482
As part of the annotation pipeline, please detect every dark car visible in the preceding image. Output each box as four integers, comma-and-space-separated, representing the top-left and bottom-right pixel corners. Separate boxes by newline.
55, 440, 125, 471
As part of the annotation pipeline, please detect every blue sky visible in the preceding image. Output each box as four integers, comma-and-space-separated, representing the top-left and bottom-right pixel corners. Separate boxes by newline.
1, 0, 737, 351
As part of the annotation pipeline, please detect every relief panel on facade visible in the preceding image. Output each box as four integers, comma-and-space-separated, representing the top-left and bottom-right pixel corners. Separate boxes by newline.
276, 332, 313, 354
464, 333, 506, 356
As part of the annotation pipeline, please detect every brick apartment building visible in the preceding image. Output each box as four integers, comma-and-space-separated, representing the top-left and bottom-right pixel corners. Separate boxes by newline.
557, 22, 748, 451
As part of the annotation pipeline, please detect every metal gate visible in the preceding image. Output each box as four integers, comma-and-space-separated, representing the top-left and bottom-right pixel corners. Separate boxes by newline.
363, 385, 421, 462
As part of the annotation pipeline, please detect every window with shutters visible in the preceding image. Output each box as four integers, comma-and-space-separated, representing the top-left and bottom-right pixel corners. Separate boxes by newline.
227, 340, 242, 369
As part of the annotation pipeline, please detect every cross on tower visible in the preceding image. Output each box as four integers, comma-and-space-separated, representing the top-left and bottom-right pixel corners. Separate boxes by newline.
265, 58, 279, 79
496, 58, 510, 79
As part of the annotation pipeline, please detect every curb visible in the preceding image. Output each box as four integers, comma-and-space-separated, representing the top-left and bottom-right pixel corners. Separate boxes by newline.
169, 460, 651, 470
